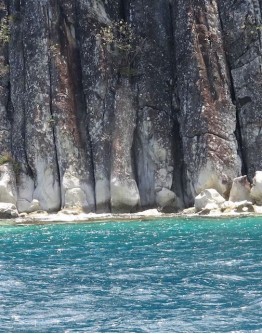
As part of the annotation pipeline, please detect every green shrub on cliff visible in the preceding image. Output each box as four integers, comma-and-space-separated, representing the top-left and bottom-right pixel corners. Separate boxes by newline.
0, 153, 20, 177
0, 16, 9, 44
0, 153, 12, 165
97, 20, 144, 77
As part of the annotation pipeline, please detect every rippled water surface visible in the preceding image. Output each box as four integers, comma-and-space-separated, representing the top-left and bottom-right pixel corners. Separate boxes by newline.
0, 217, 262, 332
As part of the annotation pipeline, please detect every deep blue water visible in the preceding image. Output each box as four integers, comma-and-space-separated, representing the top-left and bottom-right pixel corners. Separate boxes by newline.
0, 217, 262, 332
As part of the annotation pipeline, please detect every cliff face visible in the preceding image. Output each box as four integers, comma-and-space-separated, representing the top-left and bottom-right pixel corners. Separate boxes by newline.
0, 0, 261, 213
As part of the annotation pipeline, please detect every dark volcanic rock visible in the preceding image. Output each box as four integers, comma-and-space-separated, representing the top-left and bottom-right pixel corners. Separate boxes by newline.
0, 0, 261, 213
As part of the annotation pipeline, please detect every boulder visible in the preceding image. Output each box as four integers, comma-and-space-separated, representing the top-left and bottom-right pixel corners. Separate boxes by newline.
250, 172, 262, 205
229, 175, 252, 202
182, 207, 196, 215
0, 203, 18, 218
111, 178, 140, 213
221, 200, 254, 213
62, 172, 95, 212
156, 188, 176, 212
0, 163, 17, 205
28, 210, 48, 216
17, 198, 41, 214
64, 188, 88, 211
234, 201, 254, 213
254, 205, 262, 214
195, 189, 225, 212
134, 209, 161, 217
58, 209, 80, 216
221, 200, 235, 212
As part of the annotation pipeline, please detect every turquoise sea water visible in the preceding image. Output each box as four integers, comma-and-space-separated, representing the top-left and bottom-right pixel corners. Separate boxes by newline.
0, 217, 262, 332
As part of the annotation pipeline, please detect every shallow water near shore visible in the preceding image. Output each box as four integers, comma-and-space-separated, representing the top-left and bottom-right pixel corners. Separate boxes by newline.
0, 217, 262, 332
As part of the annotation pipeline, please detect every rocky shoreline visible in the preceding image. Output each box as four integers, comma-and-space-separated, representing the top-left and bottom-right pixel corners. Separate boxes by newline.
1, 206, 262, 227
2, 170, 262, 225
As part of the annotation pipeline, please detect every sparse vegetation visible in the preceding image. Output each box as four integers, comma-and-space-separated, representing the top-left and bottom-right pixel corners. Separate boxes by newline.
0, 153, 21, 177
0, 16, 9, 44
49, 43, 60, 58
97, 20, 144, 77
0, 153, 13, 165
48, 115, 56, 127
0, 63, 9, 76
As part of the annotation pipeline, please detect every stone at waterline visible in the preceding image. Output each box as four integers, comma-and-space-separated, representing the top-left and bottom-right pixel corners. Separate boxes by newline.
234, 201, 254, 213
194, 189, 225, 212
215, 200, 255, 213
0, 203, 18, 218
17, 198, 41, 213
111, 177, 140, 213
182, 207, 196, 215
250, 171, 262, 205
156, 188, 176, 212
64, 188, 89, 211
229, 175, 252, 202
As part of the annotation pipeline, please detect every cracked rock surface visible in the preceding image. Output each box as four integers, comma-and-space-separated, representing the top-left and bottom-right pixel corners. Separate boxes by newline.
0, 0, 261, 213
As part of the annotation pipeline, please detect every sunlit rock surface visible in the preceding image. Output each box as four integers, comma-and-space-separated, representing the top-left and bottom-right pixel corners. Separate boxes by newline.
0, 0, 261, 213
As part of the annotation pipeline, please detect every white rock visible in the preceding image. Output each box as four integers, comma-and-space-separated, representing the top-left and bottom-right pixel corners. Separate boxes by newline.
33, 161, 61, 212
64, 188, 87, 210
95, 178, 110, 213
195, 188, 225, 212
0, 203, 18, 218
204, 202, 220, 211
135, 209, 161, 216
194, 161, 239, 199
221, 200, 254, 213
250, 171, 262, 205
19, 212, 28, 218
111, 177, 140, 213
229, 175, 252, 202
156, 188, 176, 210
62, 171, 95, 212
17, 198, 41, 213
221, 200, 235, 210
182, 207, 196, 215
59, 208, 80, 215
234, 200, 254, 212
0, 163, 17, 205
254, 205, 262, 214
16, 173, 35, 212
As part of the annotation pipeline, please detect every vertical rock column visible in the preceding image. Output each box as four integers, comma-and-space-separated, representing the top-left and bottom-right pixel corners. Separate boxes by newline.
218, 0, 262, 180
22, 0, 61, 211
0, 1, 17, 206
48, 0, 95, 212
0, 1, 10, 156
110, 77, 140, 213
128, 0, 177, 211
76, 0, 119, 212
9, 0, 36, 213
173, 0, 241, 205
